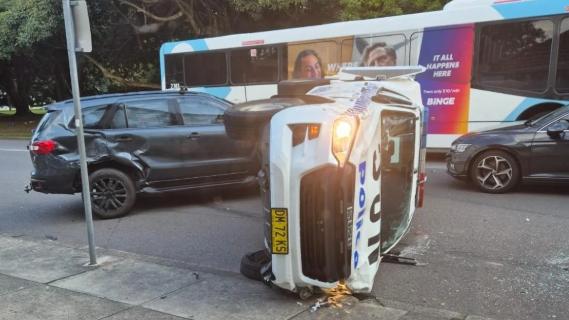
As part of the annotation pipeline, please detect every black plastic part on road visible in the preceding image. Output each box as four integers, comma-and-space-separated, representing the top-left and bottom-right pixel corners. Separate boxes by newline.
240, 249, 271, 281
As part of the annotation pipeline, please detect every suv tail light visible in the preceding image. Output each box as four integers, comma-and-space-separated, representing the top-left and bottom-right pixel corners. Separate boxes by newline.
30, 140, 57, 155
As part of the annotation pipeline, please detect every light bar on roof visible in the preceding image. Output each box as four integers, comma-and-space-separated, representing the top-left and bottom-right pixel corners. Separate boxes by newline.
339, 66, 426, 80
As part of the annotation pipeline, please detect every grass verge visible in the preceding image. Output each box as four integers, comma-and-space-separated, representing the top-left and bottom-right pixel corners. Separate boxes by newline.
0, 107, 46, 139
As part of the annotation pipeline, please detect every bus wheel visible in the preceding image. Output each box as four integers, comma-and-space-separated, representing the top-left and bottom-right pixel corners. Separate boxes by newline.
470, 150, 520, 194
224, 99, 293, 141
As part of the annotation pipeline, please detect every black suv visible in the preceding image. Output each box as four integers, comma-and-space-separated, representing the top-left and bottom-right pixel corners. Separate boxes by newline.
27, 91, 257, 218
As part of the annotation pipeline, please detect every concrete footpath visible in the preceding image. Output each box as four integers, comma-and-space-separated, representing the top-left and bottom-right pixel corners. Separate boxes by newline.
0, 233, 495, 320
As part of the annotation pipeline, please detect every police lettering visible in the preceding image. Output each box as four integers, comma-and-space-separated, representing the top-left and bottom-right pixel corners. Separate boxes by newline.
354, 147, 382, 268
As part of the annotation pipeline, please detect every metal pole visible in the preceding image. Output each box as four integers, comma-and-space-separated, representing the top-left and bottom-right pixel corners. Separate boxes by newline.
62, 0, 97, 265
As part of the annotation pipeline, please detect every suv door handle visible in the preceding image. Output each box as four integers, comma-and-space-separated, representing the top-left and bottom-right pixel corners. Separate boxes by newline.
188, 132, 200, 140
116, 135, 133, 142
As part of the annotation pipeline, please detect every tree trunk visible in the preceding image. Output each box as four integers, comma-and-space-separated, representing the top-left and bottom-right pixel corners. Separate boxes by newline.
7, 56, 34, 118
8, 78, 33, 118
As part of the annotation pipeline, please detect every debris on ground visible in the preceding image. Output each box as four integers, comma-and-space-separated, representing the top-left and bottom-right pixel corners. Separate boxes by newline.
309, 283, 354, 312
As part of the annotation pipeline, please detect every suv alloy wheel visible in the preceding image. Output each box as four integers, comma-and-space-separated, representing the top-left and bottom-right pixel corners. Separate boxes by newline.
89, 168, 136, 219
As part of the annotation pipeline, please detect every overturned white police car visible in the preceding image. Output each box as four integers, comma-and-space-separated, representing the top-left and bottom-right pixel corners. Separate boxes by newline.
224, 67, 428, 298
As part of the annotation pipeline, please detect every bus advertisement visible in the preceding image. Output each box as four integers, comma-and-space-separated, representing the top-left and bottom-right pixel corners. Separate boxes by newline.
159, 0, 569, 148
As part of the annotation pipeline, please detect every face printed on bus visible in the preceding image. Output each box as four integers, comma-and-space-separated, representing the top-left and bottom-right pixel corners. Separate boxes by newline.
300, 54, 322, 79
365, 47, 396, 67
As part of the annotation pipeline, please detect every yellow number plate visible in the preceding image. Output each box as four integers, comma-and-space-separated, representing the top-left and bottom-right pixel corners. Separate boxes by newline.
271, 208, 289, 255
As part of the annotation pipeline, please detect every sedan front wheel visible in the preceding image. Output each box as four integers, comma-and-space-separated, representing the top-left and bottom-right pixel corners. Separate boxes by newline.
470, 150, 520, 193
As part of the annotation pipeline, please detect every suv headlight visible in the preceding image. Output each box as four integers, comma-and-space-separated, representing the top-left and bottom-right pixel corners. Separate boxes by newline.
451, 143, 471, 153
332, 116, 358, 167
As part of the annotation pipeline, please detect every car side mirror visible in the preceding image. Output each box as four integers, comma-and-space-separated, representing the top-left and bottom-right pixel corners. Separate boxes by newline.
547, 121, 569, 139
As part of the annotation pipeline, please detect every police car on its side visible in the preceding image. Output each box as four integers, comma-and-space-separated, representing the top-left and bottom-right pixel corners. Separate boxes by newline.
224, 67, 428, 298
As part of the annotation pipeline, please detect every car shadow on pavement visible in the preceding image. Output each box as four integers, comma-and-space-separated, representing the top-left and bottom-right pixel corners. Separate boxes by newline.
132, 184, 260, 213
514, 183, 569, 195
445, 177, 569, 196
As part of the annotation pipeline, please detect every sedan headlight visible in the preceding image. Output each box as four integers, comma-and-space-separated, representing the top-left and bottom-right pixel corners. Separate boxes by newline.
451, 143, 471, 153
332, 116, 358, 167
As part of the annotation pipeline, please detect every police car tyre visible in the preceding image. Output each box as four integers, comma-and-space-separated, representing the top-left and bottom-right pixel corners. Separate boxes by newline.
89, 168, 136, 219
470, 150, 520, 194
240, 249, 271, 281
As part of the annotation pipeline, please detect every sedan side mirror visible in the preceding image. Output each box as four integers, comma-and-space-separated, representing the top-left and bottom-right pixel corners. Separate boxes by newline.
546, 120, 569, 139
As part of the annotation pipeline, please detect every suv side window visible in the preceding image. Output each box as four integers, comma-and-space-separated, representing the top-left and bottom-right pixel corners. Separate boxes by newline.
73, 105, 108, 129
109, 104, 127, 129
177, 97, 227, 125
124, 99, 176, 128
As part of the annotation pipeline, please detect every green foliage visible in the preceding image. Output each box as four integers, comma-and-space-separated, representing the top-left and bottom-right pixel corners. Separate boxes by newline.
0, 0, 61, 60
230, 0, 338, 31
339, 0, 449, 20
231, 0, 307, 12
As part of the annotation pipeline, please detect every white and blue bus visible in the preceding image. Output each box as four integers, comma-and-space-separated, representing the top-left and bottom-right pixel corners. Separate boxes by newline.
159, 0, 569, 148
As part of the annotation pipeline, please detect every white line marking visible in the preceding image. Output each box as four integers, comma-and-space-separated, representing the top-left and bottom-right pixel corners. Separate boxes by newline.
0, 148, 27, 152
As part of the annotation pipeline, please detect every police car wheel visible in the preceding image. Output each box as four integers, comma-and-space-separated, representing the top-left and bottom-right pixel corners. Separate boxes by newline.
240, 249, 270, 281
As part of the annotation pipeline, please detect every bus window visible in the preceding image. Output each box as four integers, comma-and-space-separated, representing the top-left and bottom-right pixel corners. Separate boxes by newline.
477, 19, 554, 93
230, 46, 279, 84
286, 41, 339, 79
557, 19, 569, 94
184, 52, 227, 86
165, 54, 184, 88
342, 34, 407, 67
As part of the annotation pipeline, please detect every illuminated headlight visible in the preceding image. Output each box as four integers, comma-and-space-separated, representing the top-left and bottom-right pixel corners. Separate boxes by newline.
332, 116, 358, 167
451, 143, 471, 153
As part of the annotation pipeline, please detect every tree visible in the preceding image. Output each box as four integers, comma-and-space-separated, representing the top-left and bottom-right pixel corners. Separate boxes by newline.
339, 0, 449, 20
230, 0, 339, 31
0, 0, 62, 116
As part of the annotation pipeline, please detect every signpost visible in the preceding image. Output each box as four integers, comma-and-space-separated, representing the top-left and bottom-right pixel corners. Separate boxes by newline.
62, 0, 97, 265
